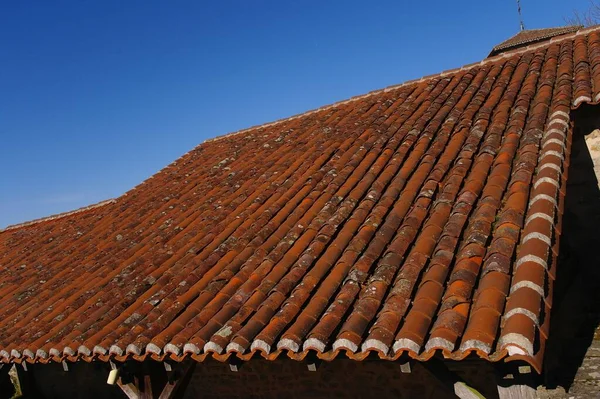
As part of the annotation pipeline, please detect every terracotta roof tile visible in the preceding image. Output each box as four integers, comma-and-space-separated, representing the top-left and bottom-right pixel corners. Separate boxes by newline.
489, 25, 583, 56
2, 26, 600, 373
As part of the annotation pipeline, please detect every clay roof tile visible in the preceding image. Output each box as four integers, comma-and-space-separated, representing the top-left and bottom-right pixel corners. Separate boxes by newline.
1, 25, 600, 373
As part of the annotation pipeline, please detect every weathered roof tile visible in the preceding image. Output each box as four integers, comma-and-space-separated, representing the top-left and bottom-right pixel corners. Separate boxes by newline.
2, 26, 600, 373
489, 25, 583, 57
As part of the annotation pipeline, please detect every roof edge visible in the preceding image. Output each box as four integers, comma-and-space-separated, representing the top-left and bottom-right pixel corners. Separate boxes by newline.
203, 24, 600, 144
0, 343, 540, 373
488, 25, 583, 57
1, 199, 117, 233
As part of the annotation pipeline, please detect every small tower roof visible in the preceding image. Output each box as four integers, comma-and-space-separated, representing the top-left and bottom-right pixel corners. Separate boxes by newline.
489, 25, 583, 57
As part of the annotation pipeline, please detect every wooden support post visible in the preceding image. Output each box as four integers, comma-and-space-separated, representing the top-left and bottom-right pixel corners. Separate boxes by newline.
159, 360, 195, 399
110, 359, 195, 399
110, 360, 142, 399
117, 379, 141, 399
140, 375, 153, 399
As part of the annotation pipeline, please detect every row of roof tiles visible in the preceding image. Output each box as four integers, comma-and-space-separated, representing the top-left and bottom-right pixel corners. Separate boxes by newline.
1, 26, 600, 374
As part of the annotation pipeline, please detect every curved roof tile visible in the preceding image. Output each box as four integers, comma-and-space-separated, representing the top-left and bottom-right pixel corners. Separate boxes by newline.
489, 25, 583, 56
3, 25, 600, 373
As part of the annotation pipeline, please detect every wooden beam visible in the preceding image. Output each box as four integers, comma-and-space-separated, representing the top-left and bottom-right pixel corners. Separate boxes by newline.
159, 382, 178, 399
111, 364, 142, 399
117, 380, 141, 399
140, 375, 153, 399
454, 381, 486, 399
159, 361, 195, 399
496, 369, 536, 399
497, 383, 536, 399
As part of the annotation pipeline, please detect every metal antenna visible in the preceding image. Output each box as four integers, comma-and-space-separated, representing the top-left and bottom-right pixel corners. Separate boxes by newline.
516, 0, 526, 31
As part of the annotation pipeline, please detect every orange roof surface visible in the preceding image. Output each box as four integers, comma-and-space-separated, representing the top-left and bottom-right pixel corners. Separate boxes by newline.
2, 25, 600, 373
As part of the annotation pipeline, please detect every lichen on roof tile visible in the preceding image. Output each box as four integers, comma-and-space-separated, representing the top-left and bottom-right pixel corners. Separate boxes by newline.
1, 25, 600, 374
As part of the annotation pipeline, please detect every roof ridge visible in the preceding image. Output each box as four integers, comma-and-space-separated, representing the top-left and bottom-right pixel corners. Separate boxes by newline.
518, 26, 576, 33
490, 25, 583, 55
1, 199, 116, 233
203, 25, 600, 144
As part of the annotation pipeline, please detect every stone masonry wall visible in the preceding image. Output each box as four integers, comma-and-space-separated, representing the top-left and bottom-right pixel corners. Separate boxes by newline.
182, 358, 497, 399
537, 105, 600, 398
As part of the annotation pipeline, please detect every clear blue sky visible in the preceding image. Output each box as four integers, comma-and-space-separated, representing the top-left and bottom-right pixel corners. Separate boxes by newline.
0, 0, 592, 228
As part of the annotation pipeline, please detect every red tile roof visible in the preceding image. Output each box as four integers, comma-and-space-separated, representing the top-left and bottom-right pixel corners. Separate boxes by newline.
2, 26, 600, 373
489, 25, 583, 56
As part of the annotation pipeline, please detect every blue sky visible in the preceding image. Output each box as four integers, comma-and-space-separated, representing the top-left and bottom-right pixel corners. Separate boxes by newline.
0, 0, 593, 227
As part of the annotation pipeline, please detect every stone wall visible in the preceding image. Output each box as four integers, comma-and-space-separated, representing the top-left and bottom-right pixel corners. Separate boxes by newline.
538, 104, 600, 398
182, 358, 497, 399
9, 357, 500, 398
